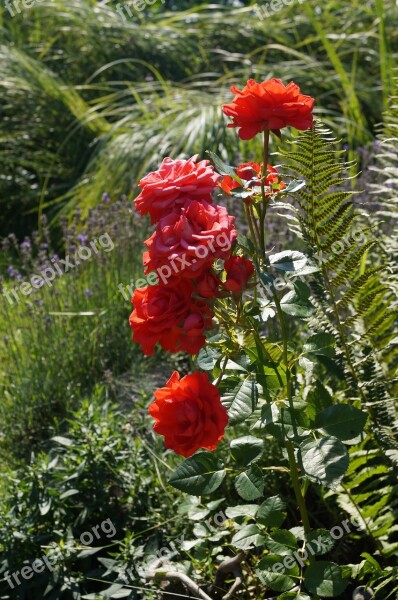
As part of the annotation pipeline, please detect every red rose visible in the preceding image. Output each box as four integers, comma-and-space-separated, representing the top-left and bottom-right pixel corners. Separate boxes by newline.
196, 272, 222, 299
219, 162, 284, 196
129, 281, 213, 355
135, 155, 220, 224
265, 165, 285, 193
222, 78, 315, 140
143, 201, 237, 282
219, 162, 262, 195
149, 371, 228, 457
224, 256, 254, 293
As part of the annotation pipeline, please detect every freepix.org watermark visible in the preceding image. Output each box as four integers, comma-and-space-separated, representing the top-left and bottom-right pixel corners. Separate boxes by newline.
117, 231, 233, 301
254, 0, 306, 20
2, 233, 114, 306
3, 518, 116, 590
114, 0, 166, 21
262, 516, 367, 580
4, 0, 165, 18
3, 0, 45, 16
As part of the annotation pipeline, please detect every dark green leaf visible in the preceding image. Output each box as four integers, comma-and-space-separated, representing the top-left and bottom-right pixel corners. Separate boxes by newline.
169, 452, 226, 495
257, 495, 287, 528
269, 251, 308, 272
237, 233, 256, 254
230, 436, 264, 467
207, 151, 241, 180
266, 529, 298, 555
197, 346, 221, 371
304, 561, 348, 597
235, 465, 264, 500
256, 554, 299, 592
307, 529, 335, 556
279, 593, 311, 600
299, 437, 349, 488
306, 381, 333, 421
222, 379, 258, 425
304, 333, 336, 357
315, 405, 368, 440
281, 290, 314, 318
262, 405, 309, 441
225, 504, 259, 519
232, 524, 265, 550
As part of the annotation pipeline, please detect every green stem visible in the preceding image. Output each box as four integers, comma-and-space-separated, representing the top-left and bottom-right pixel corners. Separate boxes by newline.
244, 203, 259, 248
215, 355, 229, 387
259, 128, 270, 255
285, 441, 312, 535
248, 203, 262, 243
271, 287, 312, 542
258, 127, 313, 553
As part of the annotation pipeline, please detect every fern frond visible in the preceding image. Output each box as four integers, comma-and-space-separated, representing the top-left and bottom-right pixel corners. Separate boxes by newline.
331, 441, 398, 556
280, 122, 398, 465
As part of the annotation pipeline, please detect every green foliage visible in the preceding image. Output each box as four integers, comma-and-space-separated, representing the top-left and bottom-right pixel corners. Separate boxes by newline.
169, 452, 226, 495
0, 202, 149, 457
281, 122, 398, 465
1, 4, 398, 599
332, 443, 398, 554
161, 119, 397, 598
1, 0, 398, 234
303, 561, 348, 597
0, 392, 183, 600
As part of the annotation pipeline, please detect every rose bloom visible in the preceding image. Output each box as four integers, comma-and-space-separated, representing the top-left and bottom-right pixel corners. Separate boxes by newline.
219, 162, 262, 195
134, 155, 220, 223
219, 162, 285, 196
143, 200, 237, 279
222, 78, 315, 140
129, 281, 213, 355
196, 272, 222, 299
224, 256, 254, 293
149, 371, 228, 457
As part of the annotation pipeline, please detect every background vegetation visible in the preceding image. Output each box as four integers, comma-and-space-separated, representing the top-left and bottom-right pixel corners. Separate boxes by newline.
0, 0, 397, 598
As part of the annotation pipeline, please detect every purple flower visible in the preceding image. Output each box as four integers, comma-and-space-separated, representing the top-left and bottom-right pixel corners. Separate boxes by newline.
7, 266, 20, 279
85, 289, 93, 297
102, 193, 111, 203
77, 233, 88, 244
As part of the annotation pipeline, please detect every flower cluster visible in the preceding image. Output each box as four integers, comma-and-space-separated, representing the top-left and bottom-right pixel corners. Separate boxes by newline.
130, 77, 314, 458
130, 281, 213, 356
130, 154, 253, 455
219, 161, 285, 197
130, 155, 240, 358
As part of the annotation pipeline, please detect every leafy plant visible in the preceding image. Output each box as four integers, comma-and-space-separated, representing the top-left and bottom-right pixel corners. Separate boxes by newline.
127, 71, 398, 598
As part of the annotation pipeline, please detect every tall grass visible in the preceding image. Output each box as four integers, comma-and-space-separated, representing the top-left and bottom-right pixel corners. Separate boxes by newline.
1, 0, 397, 234
0, 201, 151, 460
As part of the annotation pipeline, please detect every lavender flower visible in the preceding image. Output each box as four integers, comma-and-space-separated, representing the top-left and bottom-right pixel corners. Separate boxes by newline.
7, 266, 20, 279
77, 233, 88, 245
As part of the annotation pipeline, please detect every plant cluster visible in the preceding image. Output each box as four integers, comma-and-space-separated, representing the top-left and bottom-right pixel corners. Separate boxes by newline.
129, 77, 398, 599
